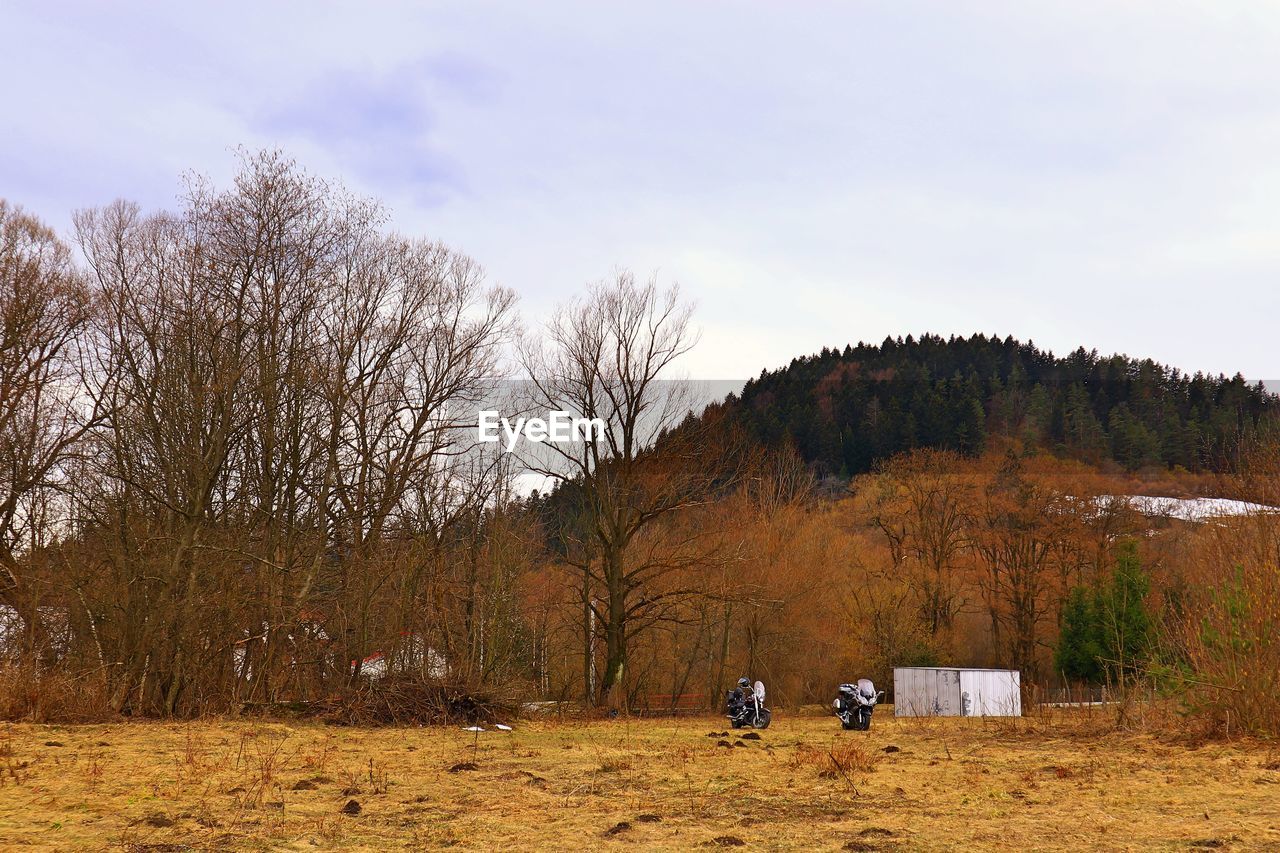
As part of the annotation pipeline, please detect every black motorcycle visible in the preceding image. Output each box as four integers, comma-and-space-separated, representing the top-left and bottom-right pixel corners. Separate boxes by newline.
725, 679, 772, 729
834, 679, 883, 730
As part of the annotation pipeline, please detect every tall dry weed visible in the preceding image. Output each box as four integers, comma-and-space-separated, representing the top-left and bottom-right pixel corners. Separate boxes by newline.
0, 664, 114, 723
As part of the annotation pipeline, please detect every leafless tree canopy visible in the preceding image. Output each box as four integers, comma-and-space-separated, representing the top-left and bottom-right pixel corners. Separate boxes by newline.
518, 273, 746, 707
0, 201, 96, 660
0, 156, 758, 720
0, 152, 525, 716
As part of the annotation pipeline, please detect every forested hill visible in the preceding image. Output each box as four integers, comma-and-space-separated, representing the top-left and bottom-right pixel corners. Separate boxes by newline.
704, 333, 1277, 476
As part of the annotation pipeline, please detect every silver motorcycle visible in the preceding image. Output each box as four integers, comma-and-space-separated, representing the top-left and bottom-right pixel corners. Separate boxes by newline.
834, 678, 883, 730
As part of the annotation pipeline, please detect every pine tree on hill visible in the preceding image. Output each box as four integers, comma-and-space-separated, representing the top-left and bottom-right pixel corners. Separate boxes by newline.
714, 333, 1276, 476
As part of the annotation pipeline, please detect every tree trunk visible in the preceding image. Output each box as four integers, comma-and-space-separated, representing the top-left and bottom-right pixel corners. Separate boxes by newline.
581, 571, 594, 705
599, 549, 628, 709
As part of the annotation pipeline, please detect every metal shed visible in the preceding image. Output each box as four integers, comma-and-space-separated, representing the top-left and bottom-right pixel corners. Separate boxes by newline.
892, 667, 1021, 717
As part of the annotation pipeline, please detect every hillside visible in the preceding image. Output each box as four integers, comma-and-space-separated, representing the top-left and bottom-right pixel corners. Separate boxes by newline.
703, 333, 1277, 476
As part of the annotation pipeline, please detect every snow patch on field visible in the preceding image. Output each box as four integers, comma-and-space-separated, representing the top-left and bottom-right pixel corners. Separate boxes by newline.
1101, 495, 1278, 522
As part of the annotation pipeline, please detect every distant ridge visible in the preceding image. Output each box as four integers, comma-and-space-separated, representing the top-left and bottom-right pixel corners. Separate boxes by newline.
696, 333, 1277, 476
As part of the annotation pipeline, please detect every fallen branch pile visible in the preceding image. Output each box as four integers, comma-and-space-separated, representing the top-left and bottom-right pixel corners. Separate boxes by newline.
242, 678, 516, 727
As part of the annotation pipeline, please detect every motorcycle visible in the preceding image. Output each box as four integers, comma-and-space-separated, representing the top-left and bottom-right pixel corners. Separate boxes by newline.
834, 678, 883, 730
726, 679, 771, 729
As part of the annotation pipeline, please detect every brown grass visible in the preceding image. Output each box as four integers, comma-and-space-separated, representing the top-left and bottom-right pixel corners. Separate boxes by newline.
0, 712, 1277, 850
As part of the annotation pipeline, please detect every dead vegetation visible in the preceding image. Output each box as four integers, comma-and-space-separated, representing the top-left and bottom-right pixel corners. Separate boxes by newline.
241, 678, 517, 728
0, 664, 115, 724
0, 713, 1277, 850
788, 740, 881, 780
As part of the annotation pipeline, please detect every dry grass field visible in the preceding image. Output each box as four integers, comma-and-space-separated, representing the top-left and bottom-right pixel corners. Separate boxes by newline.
1, 710, 1278, 851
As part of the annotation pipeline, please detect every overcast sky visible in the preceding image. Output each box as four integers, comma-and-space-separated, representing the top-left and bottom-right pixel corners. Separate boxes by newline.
5, 1, 1280, 381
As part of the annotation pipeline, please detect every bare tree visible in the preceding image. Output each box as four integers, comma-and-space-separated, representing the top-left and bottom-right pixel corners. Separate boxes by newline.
75, 191, 258, 712
0, 201, 96, 661
68, 152, 519, 713
316, 230, 515, 685
520, 272, 733, 708
213, 155, 344, 703
965, 452, 1073, 681
866, 449, 972, 645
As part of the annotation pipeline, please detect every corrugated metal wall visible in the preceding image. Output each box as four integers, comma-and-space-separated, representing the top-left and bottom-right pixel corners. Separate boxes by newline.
892, 667, 960, 716
893, 668, 1020, 717
958, 669, 1021, 716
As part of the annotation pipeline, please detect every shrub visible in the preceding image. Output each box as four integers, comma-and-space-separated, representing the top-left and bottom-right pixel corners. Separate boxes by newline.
0, 664, 116, 723
789, 741, 880, 777
1177, 563, 1280, 736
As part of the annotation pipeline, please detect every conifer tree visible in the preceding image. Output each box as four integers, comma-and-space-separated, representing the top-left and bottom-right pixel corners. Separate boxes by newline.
1097, 540, 1153, 680
1055, 586, 1104, 683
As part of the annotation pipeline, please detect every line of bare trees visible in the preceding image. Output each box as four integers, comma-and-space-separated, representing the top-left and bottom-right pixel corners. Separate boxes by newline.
1, 151, 754, 718
861, 448, 1152, 684
1, 153, 545, 714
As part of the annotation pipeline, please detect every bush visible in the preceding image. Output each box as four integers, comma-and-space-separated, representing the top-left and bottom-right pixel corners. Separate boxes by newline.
0, 664, 116, 723
1177, 564, 1280, 736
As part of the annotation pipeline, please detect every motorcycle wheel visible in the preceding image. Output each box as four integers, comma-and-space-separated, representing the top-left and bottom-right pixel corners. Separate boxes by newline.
755, 710, 772, 729
730, 719, 743, 729
841, 719, 856, 730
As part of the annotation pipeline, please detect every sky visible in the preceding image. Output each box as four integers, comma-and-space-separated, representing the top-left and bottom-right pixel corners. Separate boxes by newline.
4, 1, 1280, 382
